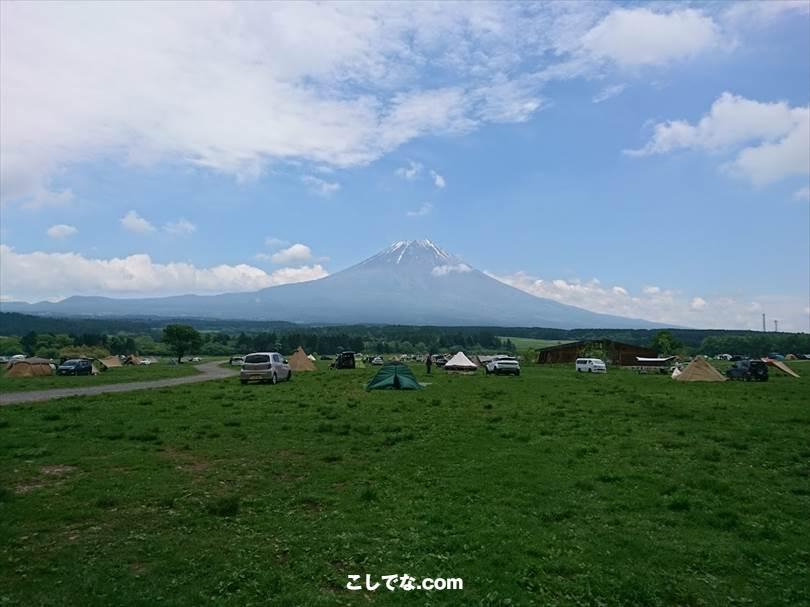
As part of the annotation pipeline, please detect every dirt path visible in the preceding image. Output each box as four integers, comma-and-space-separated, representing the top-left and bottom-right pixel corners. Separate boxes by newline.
0, 361, 238, 406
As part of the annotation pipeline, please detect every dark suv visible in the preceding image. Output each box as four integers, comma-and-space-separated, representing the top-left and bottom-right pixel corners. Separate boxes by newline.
726, 359, 768, 382
57, 359, 94, 376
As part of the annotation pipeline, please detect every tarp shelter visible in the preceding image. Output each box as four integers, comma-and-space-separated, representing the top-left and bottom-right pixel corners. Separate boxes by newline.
366, 362, 423, 390
123, 355, 142, 365
763, 358, 800, 378
5, 357, 53, 377
288, 347, 317, 372
444, 351, 478, 372
98, 356, 122, 369
674, 357, 726, 382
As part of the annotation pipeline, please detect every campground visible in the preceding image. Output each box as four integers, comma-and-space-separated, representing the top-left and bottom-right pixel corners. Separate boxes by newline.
1, 360, 809, 606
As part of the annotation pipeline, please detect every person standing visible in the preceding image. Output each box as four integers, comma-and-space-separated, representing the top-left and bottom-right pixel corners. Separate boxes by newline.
426, 352, 433, 375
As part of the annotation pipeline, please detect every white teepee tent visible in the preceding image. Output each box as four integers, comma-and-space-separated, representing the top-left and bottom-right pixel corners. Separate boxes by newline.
444, 351, 478, 372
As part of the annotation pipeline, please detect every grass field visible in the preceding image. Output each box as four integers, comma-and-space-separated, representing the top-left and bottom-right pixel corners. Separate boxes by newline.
1, 361, 809, 606
0, 363, 201, 393
499, 336, 574, 350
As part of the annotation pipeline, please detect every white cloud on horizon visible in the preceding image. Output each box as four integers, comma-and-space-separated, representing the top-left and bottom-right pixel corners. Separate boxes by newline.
628, 92, 810, 186
0, 244, 328, 300
120, 210, 155, 234
270, 243, 313, 265
432, 263, 471, 276
487, 270, 809, 332
46, 224, 78, 239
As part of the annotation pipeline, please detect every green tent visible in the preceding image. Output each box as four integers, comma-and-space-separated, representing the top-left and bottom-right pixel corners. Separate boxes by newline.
366, 362, 423, 391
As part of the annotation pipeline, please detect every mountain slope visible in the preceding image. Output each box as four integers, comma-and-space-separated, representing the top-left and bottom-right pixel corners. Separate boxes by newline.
0, 240, 667, 328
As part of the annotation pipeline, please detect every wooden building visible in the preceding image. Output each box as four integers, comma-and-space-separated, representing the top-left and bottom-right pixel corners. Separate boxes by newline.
536, 339, 657, 366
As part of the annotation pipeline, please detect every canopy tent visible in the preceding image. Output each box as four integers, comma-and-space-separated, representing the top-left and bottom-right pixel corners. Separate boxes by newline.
288, 347, 317, 372
444, 351, 478, 372
763, 358, 800, 378
5, 357, 53, 378
97, 356, 122, 369
366, 362, 422, 390
674, 357, 726, 382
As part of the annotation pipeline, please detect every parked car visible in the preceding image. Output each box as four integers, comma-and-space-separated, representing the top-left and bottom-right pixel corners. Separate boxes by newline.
371, 356, 385, 366
576, 358, 607, 373
485, 356, 521, 376
57, 358, 94, 376
240, 352, 292, 385
229, 356, 245, 366
139, 358, 153, 365
433, 355, 448, 367
332, 351, 356, 369
11, 354, 26, 361
725, 359, 768, 382
0, 356, 8, 364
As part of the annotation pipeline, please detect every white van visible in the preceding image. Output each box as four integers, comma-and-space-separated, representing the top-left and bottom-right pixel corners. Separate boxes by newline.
576, 358, 607, 373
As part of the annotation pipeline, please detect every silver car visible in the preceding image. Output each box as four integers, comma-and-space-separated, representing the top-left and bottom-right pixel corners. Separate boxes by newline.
240, 352, 292, 385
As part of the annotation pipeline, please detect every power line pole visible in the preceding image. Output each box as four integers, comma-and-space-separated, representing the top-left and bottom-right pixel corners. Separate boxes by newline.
762, 313, 766, 332
774, 319, 778, 333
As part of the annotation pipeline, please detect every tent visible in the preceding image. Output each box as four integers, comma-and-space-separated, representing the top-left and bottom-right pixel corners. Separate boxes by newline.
444, 351, 478, 373
785, 354, 797, 360
671, 367, 682, 379
288, 347, 317, 372
763, 358, 800, 378
674, 357, 726, 382
307, 354, 317, 362
97, 356, 122, 370
354, 360, 366, 369
366, 362, 423, 390
123, 355, 142, 365
5, 357, 53, 378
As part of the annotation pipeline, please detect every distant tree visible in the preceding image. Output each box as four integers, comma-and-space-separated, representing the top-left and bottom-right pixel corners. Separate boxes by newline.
20, 331, 38, 355
162, 325, 203, 363
651, 330, 682, 355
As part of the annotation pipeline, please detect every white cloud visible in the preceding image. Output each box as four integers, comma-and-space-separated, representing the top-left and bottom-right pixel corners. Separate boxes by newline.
582, 8, 720, 67
486, 271, 809, 331
430, 170, 446, 188
302, 175, 341, 196
432, 263, 471, 276
592, 83, 625, 104
120, 210, 155, 234
270, 243, 313, 265
254, 253, 272, 261
395, 161, 423, 180
629, 93, 810, 185
793, 186, 810, 202
407, 202, 433, 217
163, 218, 196, 236
0, 244, 328, 299
3, 2, 572, 205
265, 237, 290, 248
46, 224, 78, 239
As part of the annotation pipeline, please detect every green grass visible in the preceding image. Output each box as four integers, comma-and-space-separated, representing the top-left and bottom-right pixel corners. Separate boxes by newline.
0, 363, 201, 393
1, 362, 809, 606
499, 336, 575, 350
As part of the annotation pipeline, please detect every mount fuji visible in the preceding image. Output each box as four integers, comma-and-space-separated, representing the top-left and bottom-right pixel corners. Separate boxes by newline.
1, 240, 665, 328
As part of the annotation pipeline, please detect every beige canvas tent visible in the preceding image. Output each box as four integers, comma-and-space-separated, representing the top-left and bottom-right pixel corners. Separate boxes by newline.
444, 351, 478, 373
5, 357, 53, 378
785, 354, 798, 360
98, 356, 122, 370
288, 347, 317, 372
674, 357, 726, 382
763, 358, 800, 378
123, 355, 142, 365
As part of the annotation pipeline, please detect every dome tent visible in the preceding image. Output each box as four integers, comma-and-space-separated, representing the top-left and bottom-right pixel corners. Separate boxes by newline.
366, 362, 423, 391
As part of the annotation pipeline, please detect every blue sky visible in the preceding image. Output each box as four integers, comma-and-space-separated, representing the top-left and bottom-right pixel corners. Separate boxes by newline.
1, 1, 808, 330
